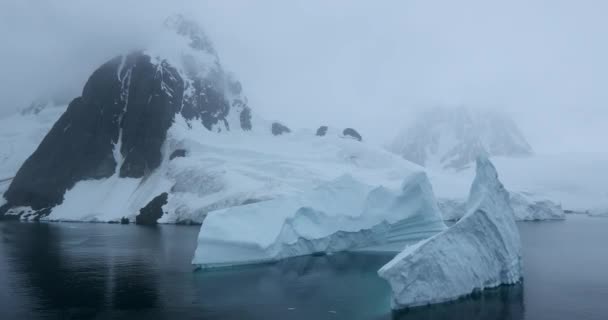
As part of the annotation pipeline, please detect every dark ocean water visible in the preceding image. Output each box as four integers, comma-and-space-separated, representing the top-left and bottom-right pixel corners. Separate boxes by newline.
0, 215, 606, 320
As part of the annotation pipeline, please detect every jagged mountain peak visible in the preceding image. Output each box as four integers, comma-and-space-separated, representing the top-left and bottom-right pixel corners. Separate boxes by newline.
389, 106, 533, 171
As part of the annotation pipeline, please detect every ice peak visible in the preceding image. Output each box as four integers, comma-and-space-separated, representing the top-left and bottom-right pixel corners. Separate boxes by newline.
379, 152, 522, 310
467, 156, 513, 218
474, 156, 499, 185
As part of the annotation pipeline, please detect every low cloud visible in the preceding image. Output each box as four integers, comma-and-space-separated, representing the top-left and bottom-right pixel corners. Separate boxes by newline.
0, 0, 606, 152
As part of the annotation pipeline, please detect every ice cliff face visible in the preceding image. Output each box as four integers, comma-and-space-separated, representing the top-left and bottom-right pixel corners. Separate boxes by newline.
192, 173, 446, 268
0, 15, 250, 219
389, 106, 533, 170
378, 157, 523, 309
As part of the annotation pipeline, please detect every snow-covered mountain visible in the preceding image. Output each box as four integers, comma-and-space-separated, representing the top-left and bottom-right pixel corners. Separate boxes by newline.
389, 106, 533, 170
0, 15, 414, 224
1, 14, 253, 220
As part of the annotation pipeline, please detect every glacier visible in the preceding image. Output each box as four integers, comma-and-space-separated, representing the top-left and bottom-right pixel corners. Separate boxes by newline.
191, 172, 446, 268
378, 157, 523, 309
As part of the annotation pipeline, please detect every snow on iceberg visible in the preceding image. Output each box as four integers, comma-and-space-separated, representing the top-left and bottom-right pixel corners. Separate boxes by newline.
509, 192, 565, 221
192, 173, 446, 268
437, 198, 467, 221
378, 157, 522, 309
437, 191, 564, 222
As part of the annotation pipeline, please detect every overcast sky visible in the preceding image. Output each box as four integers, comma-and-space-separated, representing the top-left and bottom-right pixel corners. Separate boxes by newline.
1, 0, 607, 153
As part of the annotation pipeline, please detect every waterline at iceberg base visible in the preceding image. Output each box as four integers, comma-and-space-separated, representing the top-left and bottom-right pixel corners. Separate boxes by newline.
192, 173, 446, 268
379, 157, 523, 309
191, 156, 523, 311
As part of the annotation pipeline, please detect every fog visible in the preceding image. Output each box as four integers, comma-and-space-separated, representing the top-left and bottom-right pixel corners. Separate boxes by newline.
1, 0, 607, 153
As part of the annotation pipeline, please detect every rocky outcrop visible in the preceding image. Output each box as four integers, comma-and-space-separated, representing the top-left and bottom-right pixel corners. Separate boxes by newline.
135, 193, 168, 225
316, 126, 328, 136
119, 55, 184, 178
169, 149, 187, 160
271, 122, 291, 136
239, 105, 252, 131
3, 53, 182, 212
342, 128, 362, 141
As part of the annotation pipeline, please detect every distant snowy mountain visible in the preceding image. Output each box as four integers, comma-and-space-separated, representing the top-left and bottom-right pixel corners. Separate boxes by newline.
389, 106, 533, 170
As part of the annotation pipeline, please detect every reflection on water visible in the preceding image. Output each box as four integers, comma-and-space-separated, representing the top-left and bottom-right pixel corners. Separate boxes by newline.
0, 216, 607, 319
393, 285, 524, 320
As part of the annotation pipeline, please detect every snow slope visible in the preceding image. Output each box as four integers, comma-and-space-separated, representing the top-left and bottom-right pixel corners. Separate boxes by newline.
379, 157, 523, 309
40, 115, 437, 224
0, 102, 65, 205
389, 106, 532, 170
192, 171, 446, 268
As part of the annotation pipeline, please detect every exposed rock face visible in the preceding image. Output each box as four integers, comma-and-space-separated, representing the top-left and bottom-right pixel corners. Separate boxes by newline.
136, 192, 168, 225
239, 105, 252, 131
3, 53, 182, 211
119, 55, 184, 178
379, 157, 522, 309
1, 15, 253, 219
343, 128, 362, 141
316, 126, 328, 136
180, 79, 230, 130
169, 149, 187, 160
271, 122, 291, 136
389, 106, 533, 170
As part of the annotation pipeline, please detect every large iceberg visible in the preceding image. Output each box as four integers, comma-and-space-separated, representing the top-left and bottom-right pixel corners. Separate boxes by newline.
192, 173, 446, 268
378, 157, 522, 309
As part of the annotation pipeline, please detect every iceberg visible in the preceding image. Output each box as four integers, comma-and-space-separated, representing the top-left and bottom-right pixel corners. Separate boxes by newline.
438, 192, 564, 222
192, 173, 446, 268
509, 192, 565, 221
437, 198, 467, 221
378, 157, 522, 309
